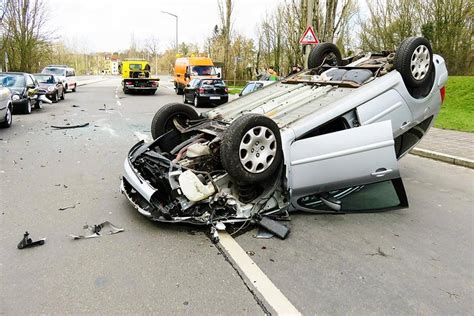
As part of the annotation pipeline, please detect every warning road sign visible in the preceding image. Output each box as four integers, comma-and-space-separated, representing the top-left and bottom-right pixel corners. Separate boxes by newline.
299, 26, 319, 45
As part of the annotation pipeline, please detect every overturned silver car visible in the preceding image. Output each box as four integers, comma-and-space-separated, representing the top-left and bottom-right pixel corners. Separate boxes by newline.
121, 37, 448, 232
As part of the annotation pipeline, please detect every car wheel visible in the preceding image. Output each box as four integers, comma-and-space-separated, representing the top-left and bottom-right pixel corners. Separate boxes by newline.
34, 99, 42, 109
176, 86, 184, 95
61, 90, 65, 100
0, 105, 12, 128
193, 96, 200, 107
23, 99, 32, 114
150, 103, 199, 140
53, 92, 59, 103
64, 84, 68, 92
183, 94, 188, 104
308, 43, 342, 69
394, 37, 434, 88
220, 114, 282, 183
72, 85, 76, 92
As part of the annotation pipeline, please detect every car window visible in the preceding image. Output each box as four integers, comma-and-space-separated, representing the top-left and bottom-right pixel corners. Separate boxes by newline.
192, 79, 201, 87
26, 75, 34, 86
0, 75, 25, 87
241, 83, 256, 95
129, 64, 142, 71
43, 67, 66, 76
255, 83, 264, 90
298, 179, 408, 212
190, 66, 216, 76
35, 75, 54, 84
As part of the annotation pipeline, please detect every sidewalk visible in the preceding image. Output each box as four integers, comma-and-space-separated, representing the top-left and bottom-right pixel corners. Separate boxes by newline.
410, 127, 474, 168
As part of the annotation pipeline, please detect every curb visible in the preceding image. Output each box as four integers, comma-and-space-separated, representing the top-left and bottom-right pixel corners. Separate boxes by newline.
410, 148, 474, 169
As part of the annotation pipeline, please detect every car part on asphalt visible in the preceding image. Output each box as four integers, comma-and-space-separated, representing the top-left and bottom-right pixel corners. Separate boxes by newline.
17, 232, 46, 249
258, 217, 290, 239
70, 221, 124, 240
51, 122, 90, 129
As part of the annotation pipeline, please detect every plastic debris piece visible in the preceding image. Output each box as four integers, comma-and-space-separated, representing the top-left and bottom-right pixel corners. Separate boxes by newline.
258, 217, 289, 239
178, 170, 215, 202
215, 222, 226, 231
70, 221, 124, 240
17, 231, 46, 249
51, 123, 89, 129
255, 227, 275, 239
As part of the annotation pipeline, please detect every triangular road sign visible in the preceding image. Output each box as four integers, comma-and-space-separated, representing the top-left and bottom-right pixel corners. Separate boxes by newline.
299, 26, 319, 45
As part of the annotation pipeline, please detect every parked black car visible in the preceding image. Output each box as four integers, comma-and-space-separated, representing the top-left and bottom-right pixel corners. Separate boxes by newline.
34, 73, 65, 103
0, 72, 39, 114
183, 79, 228, 107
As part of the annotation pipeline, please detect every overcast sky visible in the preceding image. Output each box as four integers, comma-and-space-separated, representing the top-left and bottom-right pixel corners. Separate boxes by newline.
45, 0, 286, 53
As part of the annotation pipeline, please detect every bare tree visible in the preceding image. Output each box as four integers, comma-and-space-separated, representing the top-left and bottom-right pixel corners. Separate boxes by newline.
144, 35, 160, 75
2, 0, 51, 72
217, 0, 233, 78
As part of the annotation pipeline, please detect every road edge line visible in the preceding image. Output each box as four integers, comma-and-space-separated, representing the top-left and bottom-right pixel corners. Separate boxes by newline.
218, 232, 301, 315
410, 148, 474, 169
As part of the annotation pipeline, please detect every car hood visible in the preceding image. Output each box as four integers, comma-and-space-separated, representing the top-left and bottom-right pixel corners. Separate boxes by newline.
38, 83, 54, 89
9, 87, 25, 95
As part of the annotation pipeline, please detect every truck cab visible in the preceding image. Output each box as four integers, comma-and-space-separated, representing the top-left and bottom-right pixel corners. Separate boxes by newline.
119, 60, 159, 95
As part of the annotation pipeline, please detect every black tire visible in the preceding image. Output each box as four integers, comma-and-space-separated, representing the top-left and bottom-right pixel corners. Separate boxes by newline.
193, 96, 200, 107
64, 84, 68, 92
23, 99, 32, 114
72, 85, 76, 92
60, 90, 65, 100
183, 94, 188, 104
0, 105, 12, 128
150, 103, 199, 140
220, 114, 282, 183
308, 43, 342, 69
53, 92, 59, 103
176, 85, 184, 95
149, 89, 157, 95
34, 99, 42, 109
394, 37, 434, 88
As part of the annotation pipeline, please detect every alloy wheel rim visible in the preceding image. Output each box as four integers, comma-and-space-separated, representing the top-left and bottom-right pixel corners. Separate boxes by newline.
410, 45, 430, 80
239, 126, 277, 173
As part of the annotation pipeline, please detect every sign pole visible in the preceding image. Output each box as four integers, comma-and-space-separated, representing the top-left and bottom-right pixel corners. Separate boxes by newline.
304, 0, 315, 69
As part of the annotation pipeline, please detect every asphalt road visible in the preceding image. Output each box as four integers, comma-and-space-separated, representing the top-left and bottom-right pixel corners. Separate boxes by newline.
1, 76, 472, 314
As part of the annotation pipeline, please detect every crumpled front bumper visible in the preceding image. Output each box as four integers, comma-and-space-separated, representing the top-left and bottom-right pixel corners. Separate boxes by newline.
120, 142, 157, 218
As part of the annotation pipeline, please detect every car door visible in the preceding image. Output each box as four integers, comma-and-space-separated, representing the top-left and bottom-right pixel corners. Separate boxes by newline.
289, 120, 407, 211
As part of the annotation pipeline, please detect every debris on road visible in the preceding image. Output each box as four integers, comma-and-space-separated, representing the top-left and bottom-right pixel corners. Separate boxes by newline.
17, 231, 46, 249
72, 105, 80, 107
58, 204, 77, 211
255, 228, 275, 239
70, 221, 124, 240
366, 247, 390, 257
258, 217, 290, 239
51, 123, 90, 129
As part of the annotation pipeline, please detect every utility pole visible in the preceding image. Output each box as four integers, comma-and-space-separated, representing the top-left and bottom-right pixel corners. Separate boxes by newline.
304, 0, 315, 69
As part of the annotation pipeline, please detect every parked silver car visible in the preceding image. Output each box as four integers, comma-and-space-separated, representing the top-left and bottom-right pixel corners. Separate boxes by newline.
121, 37, 448, 233
0, 83, 13, 128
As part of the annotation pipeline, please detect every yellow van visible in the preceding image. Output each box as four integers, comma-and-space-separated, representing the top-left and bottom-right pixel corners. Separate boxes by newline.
174, 57, 219, 94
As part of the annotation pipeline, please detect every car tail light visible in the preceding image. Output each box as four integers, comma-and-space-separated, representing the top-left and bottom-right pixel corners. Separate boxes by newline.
126, 81, 132, 85
198, 88, 204, 94
440, 86, 446, 103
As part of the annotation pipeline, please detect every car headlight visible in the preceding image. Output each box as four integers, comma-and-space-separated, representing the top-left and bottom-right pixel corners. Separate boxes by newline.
12, 94, 20, 101
47, 86, 55, 92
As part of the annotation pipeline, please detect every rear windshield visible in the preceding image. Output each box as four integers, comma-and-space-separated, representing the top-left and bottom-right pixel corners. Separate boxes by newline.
35, 74, 55, 84
0, 74, 25, 87
43, 67, 66, 76
129, 64, 142, 71
200, 79, 225, 86
191, 66, 217, 76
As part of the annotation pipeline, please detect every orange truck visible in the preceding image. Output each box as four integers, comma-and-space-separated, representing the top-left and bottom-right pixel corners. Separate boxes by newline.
174, 57, 220, 94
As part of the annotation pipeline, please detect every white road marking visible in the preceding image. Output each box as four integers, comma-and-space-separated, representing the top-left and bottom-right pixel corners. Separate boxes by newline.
219, 232, 301, 315
134, 131, 152, 143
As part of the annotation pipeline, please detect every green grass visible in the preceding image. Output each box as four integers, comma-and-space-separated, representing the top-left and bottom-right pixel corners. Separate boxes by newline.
227, 85, 244, 95
434, 76, 474, 132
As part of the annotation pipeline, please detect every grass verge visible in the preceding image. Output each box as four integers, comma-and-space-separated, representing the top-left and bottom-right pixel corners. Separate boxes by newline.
435, 76, 474, 132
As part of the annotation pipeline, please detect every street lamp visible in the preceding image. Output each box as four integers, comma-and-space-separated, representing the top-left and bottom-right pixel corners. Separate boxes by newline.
161, 11, 178, 54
